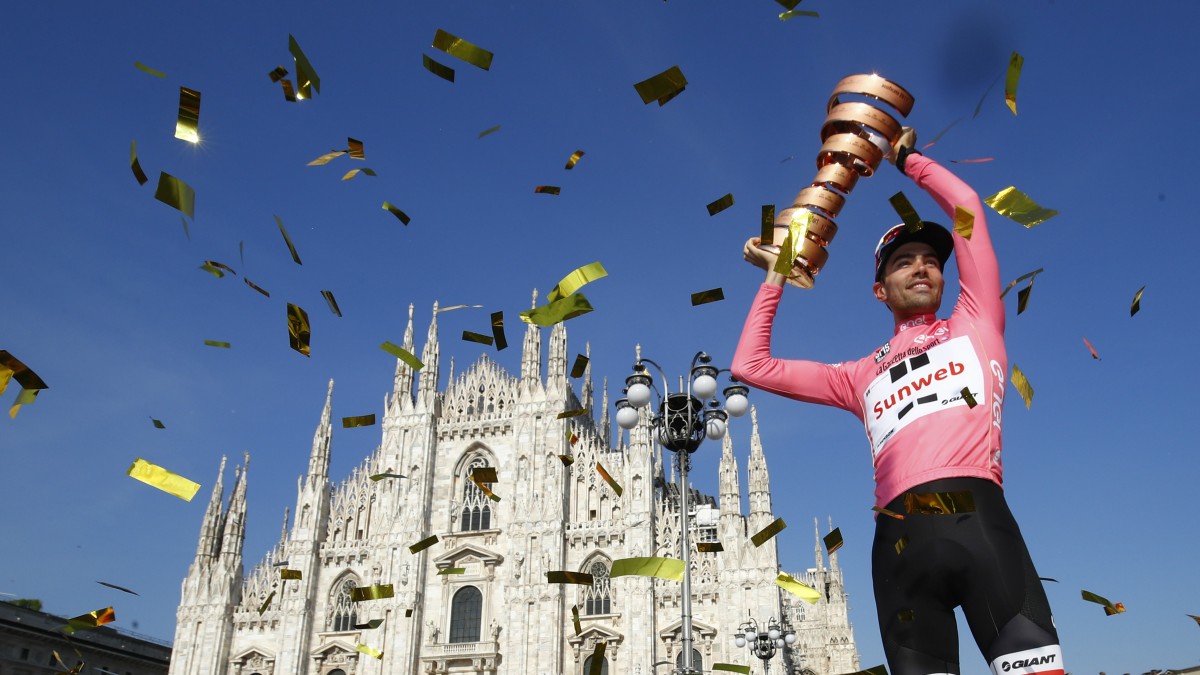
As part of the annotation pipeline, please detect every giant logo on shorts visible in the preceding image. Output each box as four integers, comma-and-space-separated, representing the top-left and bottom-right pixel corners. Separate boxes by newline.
863, 336, 984, 457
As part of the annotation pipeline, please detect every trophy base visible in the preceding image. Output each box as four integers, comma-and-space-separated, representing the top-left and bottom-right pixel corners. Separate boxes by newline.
757, 243, 817, 289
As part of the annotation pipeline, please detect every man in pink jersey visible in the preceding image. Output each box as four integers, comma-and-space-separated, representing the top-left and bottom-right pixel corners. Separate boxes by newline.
732, 131, 1064, 675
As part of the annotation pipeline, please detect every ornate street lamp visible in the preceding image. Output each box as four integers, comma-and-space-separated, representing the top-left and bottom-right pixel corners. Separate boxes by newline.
616, 351, 749, 675
734, 616, 797, 675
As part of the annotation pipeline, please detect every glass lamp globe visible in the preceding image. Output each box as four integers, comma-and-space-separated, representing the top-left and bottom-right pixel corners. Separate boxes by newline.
785, 633, 797, 645
776, 639, 785, 648
768, 628, 781, 640
616, 405, 640, 430
627, 382, 652, 408
724, 385, 749, 417
735, 637, 746, 648
692, 373, 717, 400
745, 629, 756, 641
705, 416, 726, 440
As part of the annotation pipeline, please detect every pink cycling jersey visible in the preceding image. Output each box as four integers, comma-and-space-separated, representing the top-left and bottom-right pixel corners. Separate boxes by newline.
732, 154, 1007, 508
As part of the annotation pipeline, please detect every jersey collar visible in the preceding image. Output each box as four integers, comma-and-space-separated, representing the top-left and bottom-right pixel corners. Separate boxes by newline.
894, 313, 938, 334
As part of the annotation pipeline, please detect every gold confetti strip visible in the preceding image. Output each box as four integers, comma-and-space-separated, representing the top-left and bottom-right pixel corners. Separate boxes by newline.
354, 619, 385, 630
950, 158, 994, 164
436, 304, 483, 313
351, 584, 394, 602
1187, 614, 1200, 626
204, 340, 231, 349
63, 607, 115, 634
823, 528, 843, 555
405, 608, 413, 617
151, 416, 166, 428
570, 354, 589, 378
320, 290, 343, 317
535, 185, 561, 195
181, 217, 190, 240
519, 293, 594, 326
280, 569, 302, 580
245, 278, 271, 297
572, 604, 582, 635
199, 264, 225, 279
463, 331, 494, 345
634, 65, 688, 106
127, 458, 201, 501
341, 167, 377, 181
491, 311, 507, 350
432, 28, 494, 70
691, 288, 724, 306
750, 517, 786, 547
557, 408, 589, 419
897, 609, 914, 622
706, 193, 735, 216
130, 140, 148, 185
1083, 337, 1100, 360
773, 210, 811, 277
0, 351, 48, 390
370, 472, 407, 481
409, 535, 439, 553
9, 388, 38, 418
307, 150, 346, 166
714, 665, 752, 674
1081, 590, 1126, 616
546, 571, 594, 585
288, 34, 321, 97
1010, 364, 1034, 409
779, 9, 819, 19
175, 87, 201, 143
558, 454, 575, 466
287, 303, 311, 357
0, 369, 11, 397
952, 205, 974, 240
696, 542, 724, 553
478, 125, 501, 139
1005, 51, 1024, 115
206, 260, 237, 275
974, 72, 1002, 119
470, 466, 501, 502
1000, 268, 1044, 300
776, 572, 820, 603
922, 118, 961, 149
564, 150, 585, 170
268, 66, 288, 82
356, 644, 384, 660
761, 204, 775, 246
1016, 282, 1035, 315
961, 387, 978, 408
342, 414, 376, 428
381, 341, 424, 370
274, 215, 302, 265
382, 202, 411, 225
134, 61, 166, 78
1131, 286, 1145, 316
872, 505, 905, 520
96, 581, 139, 596
774, 0, 802, 8
547, 262, 608, 303
589, 642, 606, 675
904, 490, 975, 515
280, 79, 297, 102
438, 568, 466, 575
567, 429, 579, 446
154, 172, 196, 219
894, 536, 908, 555
422, 54, 455, 82
610, 557, 684, 581
889, 192, 923, 232
347, 137, 364, 159
596, 462, 623, 496
984, 187, 1058, 228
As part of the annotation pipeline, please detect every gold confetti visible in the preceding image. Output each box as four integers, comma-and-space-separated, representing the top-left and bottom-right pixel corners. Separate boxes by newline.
923, 118, 962, 149
823, 528, 843, 555
572, 604, 582, 635
280, 79, 297, 102
354, 619, 385, 630
307, 150, 346, 166
204, 340, 231, 349
1000, 268, 1043, 300
422, 54, 455, 82
691, 288, 724, 306
130, 140, 148, 185
547, 262, 608, 303
470, 466, 501, 502
872, 505, 905, 520
904, 490, 976, 515
206, 260, 237, 275
535, 185, 561, 195
751, 517, 786, 547
268, 66, 288, 82
961, 387, 978, 408
409, 535, 439, 553
564, 150, 585, 170
181, 217, 190, 240
567, 429, 579, 446
546, 571, 594, 585
894, 536, 908, 555
478, 125, 501, 139
134, 61, 166, 78
287, 303, 311, 357
370, 473, 407, 481
950, 157, 994, 164
491, 311, 507, 350
288, 34, 321, 97
1131, 286, 1145, 316
127, 458, 201, 501
0, 369, 11, 397
462, 331, 494, 345
382, 202, 411, 225
320, 290, 342, 317
405, 608, 413, 617
274, 215, 302, 264
696, 542, 724, 553
351, 584, 394, 602
96, 581, 139, 595
634, 65, 688, 105
245, 278, 271, 297
341, 167, 377, 180
154, 172, 195, 219
150, 416, 166, 429
174, 87, 201, 143
356, 644, 383, 659
1011, 364, 1034, 409
714, 665, 752, 674
984, 187, 1058, 228
773, 210, 811, 277
381, 341, 424, 370
341, 414, 375, 428
774, 0, 802, 8
596, 462, 622, 496
1187, 614, 1200, 626
520, 293, 594, 326
432, 29, 494, 70
0, 351, 48, 390
557, 408, 589, 419
558, 454, 575, 466
1081, 590, 1126, 616
761, 204, 775, 246
1083, 337, 1100, 360
63, 607, 115, 634
779, 9, 819, 19
570, 354, 589, 378
438, 568, 465, 575
280, 569, 302, 580
889, 192, 923, 232
1005, 51, 1024, 115
706, 193, 735, 216
610, 557, 684, 582
589, 642, 606, 675
199, 264, 225, 279
776, 572, 820, 603
347, 137, 364, 159
8, 388, 38, 418
1016, 283, 1034, 315
952, 205, 974, 240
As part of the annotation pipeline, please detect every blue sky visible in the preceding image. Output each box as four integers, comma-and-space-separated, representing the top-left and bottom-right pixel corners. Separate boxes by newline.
2, 1, 1198, 672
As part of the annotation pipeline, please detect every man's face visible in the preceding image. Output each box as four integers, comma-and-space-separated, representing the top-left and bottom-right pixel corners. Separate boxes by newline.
872, 241, 944, 317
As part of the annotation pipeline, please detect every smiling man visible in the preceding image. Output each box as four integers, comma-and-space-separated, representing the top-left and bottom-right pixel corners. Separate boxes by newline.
732, 132, 1064, 675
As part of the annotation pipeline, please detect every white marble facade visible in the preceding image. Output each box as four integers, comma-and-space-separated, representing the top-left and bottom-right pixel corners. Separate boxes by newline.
168, 302, 861, 675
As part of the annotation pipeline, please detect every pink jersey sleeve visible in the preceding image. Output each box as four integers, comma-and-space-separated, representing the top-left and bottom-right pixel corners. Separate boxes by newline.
904, 154, 1004, 331
731, 283, 862, 416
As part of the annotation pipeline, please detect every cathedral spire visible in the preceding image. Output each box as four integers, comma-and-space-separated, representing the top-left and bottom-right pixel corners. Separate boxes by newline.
814, 518, 826, 572
278, 507, 290, 553
581, 342, 594, 411
221, 452, 249, 562
195, 455, 227, 562
828, 515, 840, 571
417, 301, 440, 410
546, 322, 568, 393
307, 380, 333, 488
393, 303, 416, 409
520, 289, 542, 395
747, 406, 773, 517
599, 377, 611, 449
718, 431, 741, 515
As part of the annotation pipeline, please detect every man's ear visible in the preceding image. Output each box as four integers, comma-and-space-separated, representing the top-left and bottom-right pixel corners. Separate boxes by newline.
873, 281, 888, 304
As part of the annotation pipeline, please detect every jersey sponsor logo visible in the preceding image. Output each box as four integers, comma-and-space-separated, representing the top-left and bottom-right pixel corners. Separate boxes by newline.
992, 645, 1063, 675
863, 336, 985, 457
897, 315, 930, 331
874, 340, 942, 376
1002, 655, 1057, 671
874, 343, 891, 363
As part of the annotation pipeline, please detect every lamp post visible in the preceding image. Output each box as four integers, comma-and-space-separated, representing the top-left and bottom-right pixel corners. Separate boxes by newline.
616, 351, 749, 675
734, 616, 797, 675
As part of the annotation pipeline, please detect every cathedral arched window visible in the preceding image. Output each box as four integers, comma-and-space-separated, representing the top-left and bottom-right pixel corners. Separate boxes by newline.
449, 586, 483, 643
676, 648, 703, 671
583, 654, 609, 675
459, 457, 493, 532
582, 561, 612, 615
326, 579, 358, 631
